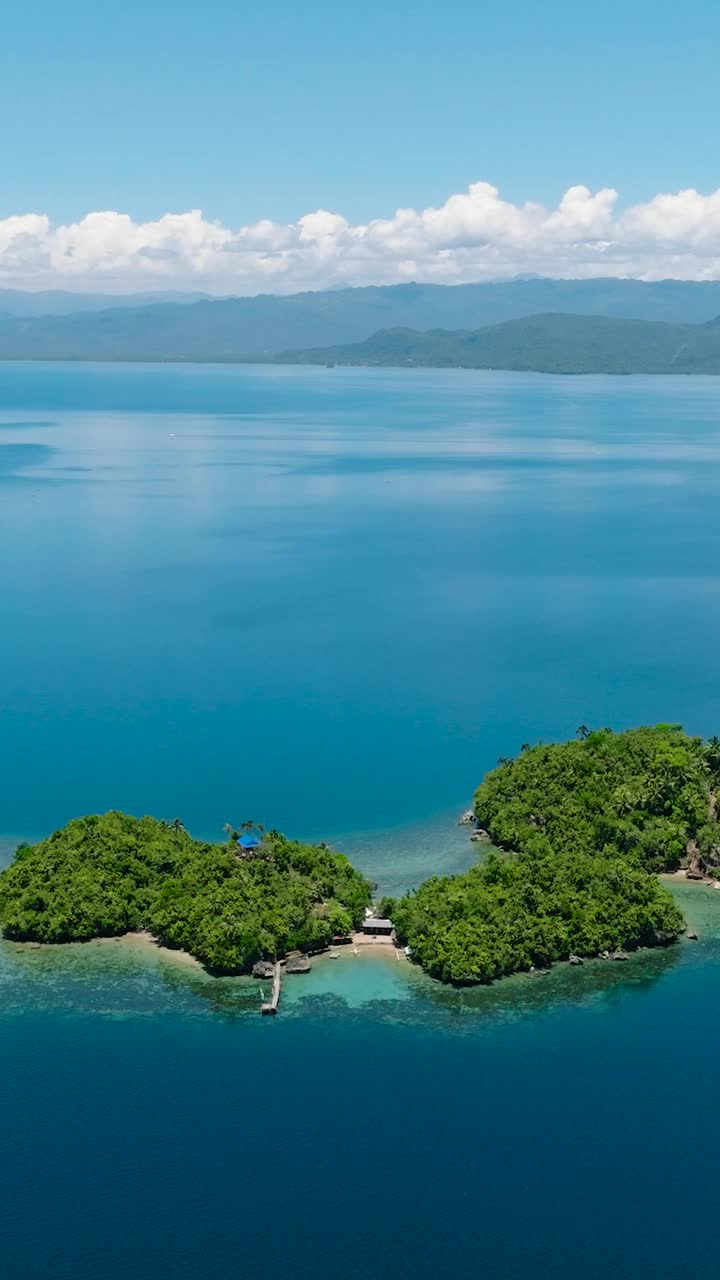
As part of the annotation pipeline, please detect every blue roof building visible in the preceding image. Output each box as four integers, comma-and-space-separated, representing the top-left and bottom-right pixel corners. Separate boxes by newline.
238, 834, 261, 851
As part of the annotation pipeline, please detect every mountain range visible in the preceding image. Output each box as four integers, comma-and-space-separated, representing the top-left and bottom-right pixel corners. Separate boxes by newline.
4, 278, 720, 370
0, 289, 208, 317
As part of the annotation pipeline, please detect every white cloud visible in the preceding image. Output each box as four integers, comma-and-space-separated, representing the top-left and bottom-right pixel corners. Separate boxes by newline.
5, 182, 720, 294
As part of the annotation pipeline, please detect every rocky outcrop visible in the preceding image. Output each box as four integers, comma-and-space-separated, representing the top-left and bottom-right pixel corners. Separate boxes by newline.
652, 928, 679, 946
458, 809, 475, 826
685, 838, 707, 879
252, 960, 275, 979
568, 954, 583, 966
285, 955, 312, 974
611, 950, 628, 961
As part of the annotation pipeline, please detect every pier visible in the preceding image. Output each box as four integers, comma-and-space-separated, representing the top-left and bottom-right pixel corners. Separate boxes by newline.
261, 961, 282, 1015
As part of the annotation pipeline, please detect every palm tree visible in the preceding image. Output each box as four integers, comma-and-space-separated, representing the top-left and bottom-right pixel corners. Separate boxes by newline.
706, 736, 720, 776
613, 785, 636, 816
576, 725, 591, 740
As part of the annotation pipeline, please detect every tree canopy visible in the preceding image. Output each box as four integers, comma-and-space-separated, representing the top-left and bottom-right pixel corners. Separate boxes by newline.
390, 726, 712, 984
474, 724, 717, 872
391, 848, 683, 984
0, 812, 372, 973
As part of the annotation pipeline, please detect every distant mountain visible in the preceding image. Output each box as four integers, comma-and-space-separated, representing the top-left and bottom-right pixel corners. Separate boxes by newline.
277, 313, 720, 374
4, 278, 720, 360
0, 289, 209, 317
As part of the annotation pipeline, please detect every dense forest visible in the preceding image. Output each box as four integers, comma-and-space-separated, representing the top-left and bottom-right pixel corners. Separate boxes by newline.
2, 725, 716, 986
0, 812, 372, 972
389, 726, 716, 984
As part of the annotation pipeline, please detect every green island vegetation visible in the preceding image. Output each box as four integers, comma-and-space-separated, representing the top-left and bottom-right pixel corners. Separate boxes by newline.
387, 725, 720, 984
3, 726, 720, 987
0, 812, 372, 973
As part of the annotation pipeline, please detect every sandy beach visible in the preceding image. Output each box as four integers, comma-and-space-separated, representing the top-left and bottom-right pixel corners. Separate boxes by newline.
94, 930, 206, 970
349, 930, 401, 950
7, 930, 211, 972
660, 870, 720, 888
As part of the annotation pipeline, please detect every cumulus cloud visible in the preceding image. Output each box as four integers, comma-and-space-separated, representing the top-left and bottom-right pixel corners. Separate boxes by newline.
4, 181, 720, 293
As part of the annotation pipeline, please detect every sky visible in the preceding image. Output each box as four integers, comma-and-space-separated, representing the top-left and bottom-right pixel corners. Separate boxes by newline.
2, 0, 720, 293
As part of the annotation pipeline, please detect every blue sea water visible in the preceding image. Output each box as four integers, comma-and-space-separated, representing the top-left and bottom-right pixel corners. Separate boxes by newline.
3, 363, 720, 1278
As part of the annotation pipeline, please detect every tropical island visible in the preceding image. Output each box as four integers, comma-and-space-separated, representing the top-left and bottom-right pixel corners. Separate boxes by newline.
1, 725, 718, 986
385, 725, 719, 983
0, 814, 372, 972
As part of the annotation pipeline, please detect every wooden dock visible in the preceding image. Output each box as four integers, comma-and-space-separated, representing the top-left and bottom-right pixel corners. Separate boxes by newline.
261, 961, 282, 1015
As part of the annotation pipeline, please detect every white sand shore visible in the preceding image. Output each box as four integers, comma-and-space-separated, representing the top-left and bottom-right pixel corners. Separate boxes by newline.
85, 931, 205, 971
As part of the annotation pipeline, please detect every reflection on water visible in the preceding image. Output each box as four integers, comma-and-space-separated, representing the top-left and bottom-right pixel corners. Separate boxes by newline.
4, 366, 720, 845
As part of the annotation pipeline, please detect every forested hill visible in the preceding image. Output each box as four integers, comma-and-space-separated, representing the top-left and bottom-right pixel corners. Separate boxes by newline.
3, 726, 718, 988
0, 813, 372, 973
277, 312, 720, 374
5, 278, 720, 360
388, 726, 716, 984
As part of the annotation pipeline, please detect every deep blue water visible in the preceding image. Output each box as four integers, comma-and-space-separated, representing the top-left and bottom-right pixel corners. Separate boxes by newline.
3, 911, 720, 1280
3, 363, 720, 1278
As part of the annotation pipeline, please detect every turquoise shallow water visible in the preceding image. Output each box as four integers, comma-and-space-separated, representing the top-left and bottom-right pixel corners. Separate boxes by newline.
4, 364, 720, 1277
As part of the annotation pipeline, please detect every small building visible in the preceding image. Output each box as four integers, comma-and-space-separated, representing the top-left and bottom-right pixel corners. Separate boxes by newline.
362, 917, 393, 936
237, 834, 261, 852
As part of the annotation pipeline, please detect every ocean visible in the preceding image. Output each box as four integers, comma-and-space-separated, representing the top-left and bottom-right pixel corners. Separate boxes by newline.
2, 363, 720, 1278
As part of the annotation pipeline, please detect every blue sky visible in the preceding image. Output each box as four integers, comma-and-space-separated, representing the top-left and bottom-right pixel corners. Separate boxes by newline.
2, 0, 719, 227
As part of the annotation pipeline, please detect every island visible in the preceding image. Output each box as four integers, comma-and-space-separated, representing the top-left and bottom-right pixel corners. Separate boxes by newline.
386, 725, 718, 983
2, 724, 717, 987
0, 813, 372, 973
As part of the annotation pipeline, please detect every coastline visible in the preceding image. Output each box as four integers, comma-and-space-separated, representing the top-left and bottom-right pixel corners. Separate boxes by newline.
5, 929, 207, 973
660, 870, 720, 888
4, 928, 407, 976
3, 799, 717, 995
